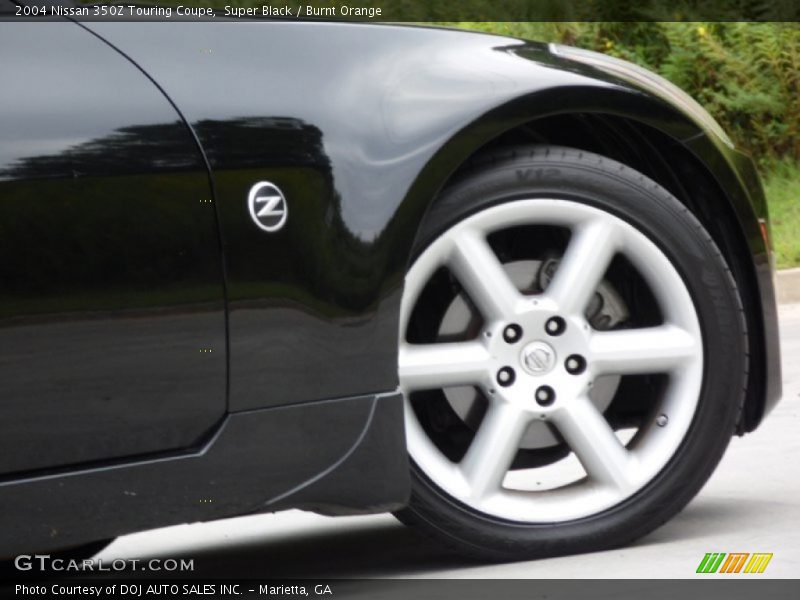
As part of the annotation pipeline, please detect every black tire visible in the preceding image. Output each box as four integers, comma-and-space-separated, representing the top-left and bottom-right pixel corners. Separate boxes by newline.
396, 145, 748, 561
48, 538, 115, 560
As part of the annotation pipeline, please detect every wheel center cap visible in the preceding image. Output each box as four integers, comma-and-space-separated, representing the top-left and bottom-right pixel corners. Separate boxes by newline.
520, 341, 557, 376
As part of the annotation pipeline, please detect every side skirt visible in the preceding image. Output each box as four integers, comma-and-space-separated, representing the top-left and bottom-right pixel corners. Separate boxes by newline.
0, 392, 409, 555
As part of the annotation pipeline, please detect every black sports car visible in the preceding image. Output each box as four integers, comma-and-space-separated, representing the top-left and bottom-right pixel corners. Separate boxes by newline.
0, 10, 782, 561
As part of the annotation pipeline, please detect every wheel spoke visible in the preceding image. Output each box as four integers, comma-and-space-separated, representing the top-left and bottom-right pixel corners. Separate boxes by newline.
398, 341, 490, 391
460, 403, 530, 500
546, 219, 618, 316
449, 228, 522, 321
551, 395, 634, 491
589, 325, 699, 375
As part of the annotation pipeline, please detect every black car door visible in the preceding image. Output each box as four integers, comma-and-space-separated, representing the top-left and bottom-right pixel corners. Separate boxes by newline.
0, 21, 227, 475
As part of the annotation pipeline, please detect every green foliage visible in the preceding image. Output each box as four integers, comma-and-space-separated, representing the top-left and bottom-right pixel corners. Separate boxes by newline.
455, 22, 800, 168
763, 160, 800, 269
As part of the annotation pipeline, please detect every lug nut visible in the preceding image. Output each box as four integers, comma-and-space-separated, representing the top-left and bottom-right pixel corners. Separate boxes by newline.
565, 354, 587, 375
503, 324, 523, 343
535, 385, 556, 406
496, 366, 516, 387
545, 316, 566, 336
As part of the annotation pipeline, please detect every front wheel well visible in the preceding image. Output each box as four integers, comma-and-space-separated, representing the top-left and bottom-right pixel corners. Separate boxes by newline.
446, 113, 765, 434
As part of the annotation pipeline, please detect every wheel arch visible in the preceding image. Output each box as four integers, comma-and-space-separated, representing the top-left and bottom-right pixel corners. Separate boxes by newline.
399, 89, 776, 433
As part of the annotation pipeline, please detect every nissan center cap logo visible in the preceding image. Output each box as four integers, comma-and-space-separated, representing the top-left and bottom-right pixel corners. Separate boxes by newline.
521, 341, 557, 375
248, 181, 288, 232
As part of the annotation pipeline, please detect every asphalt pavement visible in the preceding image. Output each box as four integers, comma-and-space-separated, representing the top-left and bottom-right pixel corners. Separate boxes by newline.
98, 303, 800, 579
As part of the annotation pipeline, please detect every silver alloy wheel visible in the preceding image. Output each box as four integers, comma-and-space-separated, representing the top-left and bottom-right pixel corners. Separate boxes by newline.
399, 199, 703, 523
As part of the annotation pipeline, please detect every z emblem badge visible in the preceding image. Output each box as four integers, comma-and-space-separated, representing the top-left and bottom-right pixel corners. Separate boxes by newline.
247, 181, 288, 232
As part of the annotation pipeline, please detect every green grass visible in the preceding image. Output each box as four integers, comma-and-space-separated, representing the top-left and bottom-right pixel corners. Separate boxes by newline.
764, 161, 800, 269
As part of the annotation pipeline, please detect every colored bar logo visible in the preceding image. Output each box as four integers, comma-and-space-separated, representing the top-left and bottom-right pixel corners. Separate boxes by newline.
696, 552, 773, 574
